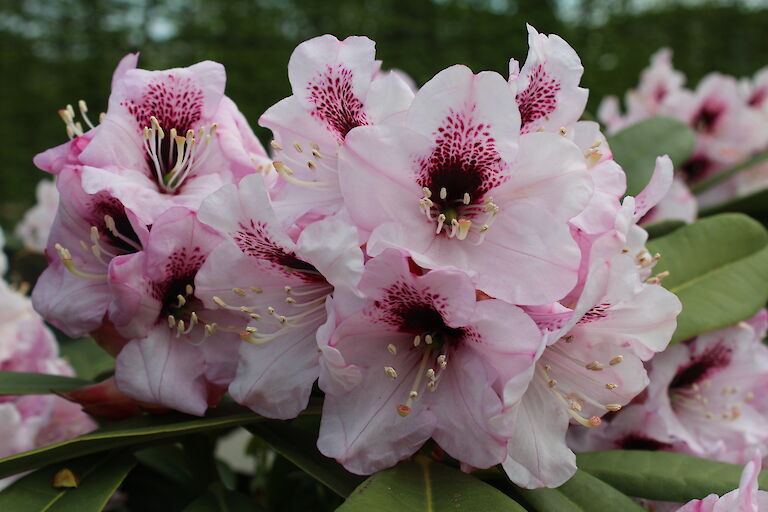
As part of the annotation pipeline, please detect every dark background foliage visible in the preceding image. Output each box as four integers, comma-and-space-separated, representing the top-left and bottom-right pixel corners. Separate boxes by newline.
1, 0, 767, 229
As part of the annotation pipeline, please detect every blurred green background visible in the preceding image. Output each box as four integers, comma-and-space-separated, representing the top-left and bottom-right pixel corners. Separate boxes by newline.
2, 0, 767, 230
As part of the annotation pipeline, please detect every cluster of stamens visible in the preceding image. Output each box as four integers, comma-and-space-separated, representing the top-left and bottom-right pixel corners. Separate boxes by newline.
166, 283, 219, 344
143, 116, 217, 193
671, 379, 751, 422
58, 100, 103, 139
55, 214, 141, 280
540, 341, 626, 428
418, 187, 499, 243
211, 282, 330, 345
269, 140, 334, 188
382, 333, 451, 417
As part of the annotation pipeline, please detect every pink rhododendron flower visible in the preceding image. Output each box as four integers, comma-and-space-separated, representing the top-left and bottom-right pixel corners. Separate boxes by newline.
571, 310, 768, 466
261, 34, 414, 225
317, 250, 543, 475
74, 54, 270, 225
0, 278, 95, 489
109, 207, 240, 416
15, 179, 59, 253
639, 176, 698, 225
339, 64, 592, 304
599, 48, 685, 134
675, 453, 768, 511
32, 167, 147, 338
510, 25, 588, 134
194, 174, 364, 419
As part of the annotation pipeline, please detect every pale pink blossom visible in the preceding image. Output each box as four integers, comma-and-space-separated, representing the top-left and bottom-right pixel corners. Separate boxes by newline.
317, 250, 543, 475
510, 25, 588, 134
15, 179, 59, 253
571, 311, 768, 466
109, 207, 241, 416
339, 64, 592, 305
640, 176, 698, 225
194, 174, 364, 419
260, 34, 414, 225
32, 167, 147, 338
500, 251, 680, 488
74, 54, 270, 225
675, 453, 768, 511
0, 280, 95, 489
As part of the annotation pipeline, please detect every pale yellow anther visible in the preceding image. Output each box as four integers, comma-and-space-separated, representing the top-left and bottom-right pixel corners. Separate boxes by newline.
586, 361, 604, 371
213, 296, 227, 308
609, 355, 624, 366
413, 335, 421, 347
270, 140, 283, 151
387, 344, 397, 355
606, 404, 622, 412
605, 383, 618, 390
439, 187, 447, 200
233, 287, 247, 296
384, 366, 398, 379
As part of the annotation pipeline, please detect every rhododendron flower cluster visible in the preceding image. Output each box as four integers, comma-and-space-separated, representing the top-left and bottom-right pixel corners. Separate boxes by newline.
569, 309, 768, 467
600, 49, 768, 221
0, 230, 95, 489
30, 27, 683, 489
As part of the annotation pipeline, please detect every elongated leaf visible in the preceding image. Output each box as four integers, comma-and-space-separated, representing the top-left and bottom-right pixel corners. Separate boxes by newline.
184, 482, 257, 512
608, 116, 696, 196
647, 213, 768, 343
338, 457, 526, 511
642, 219, 685, 239
134, 445, 195, 488
245, 421, 364, 498
699, 187, 768, 223
518, 470, 645, 512
0, 451, 135, 511
577, 450, 768, 503
0, 403, 278, 479
0, 371, 92, 395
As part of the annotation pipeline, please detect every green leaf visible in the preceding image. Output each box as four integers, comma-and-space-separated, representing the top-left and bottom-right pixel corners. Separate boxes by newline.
647, 213, 768, 343
245, 421, 364, 498
337, 457, 526, 511
691, 149, 768, 194
608, 116, 696, 196
699, 186, 768, 223
577, 450, 768, 503
0, 371, 92, 395
0, 451, 135, 511
58, 338, 115, 381
184, 482, 257, 512
0, 403, 280, 480
517, 470, 646, 512
134, 445, 195, 488
643, 219, 685, 239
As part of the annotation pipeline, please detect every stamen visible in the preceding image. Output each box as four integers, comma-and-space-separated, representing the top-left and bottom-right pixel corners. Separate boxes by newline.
384, 366, 398, 379
272, 161, 333, 188
387, 344, 397, 355
609, 356, 623, 366
439, 187, 447, 200
55, 244, 107, 280
585, 361, 605, 371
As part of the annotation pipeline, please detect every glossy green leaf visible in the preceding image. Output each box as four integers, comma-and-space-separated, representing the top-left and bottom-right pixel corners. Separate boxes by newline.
699, 186, 768, 223
0, 371, 92, 395
608, 116, 696, 196
246, 421, 364, 498
0, 451, 135, 511
643, 219, 685, 239
647, 213, 768, 343
337, 457, 526, 511
518, 470, 645, 512
577, 450, 768, 503
134, 445, 195, 488
184, 482, 257, 512
0, 403, 278, 480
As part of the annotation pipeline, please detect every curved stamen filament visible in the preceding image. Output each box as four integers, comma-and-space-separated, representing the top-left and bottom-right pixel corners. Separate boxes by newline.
55, 244, 107, 280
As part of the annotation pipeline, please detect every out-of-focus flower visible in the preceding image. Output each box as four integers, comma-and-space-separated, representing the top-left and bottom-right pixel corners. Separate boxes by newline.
317, 250, 543, 474
0, 277, 95, 489
15, 179, 59, 253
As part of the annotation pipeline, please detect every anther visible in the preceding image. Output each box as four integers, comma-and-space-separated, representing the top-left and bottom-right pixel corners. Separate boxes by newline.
293, 142, 303, 152
387, 344, 397, 355
437, 354, 447, 369
425, 334, 434, 345
413, 335, 421, 347
233, 287, 247, 296
422, 187, 432, 198
548, 379, 557, 388
439, 187, 447, 200
463, 193, 471, 205
605, 383, 618, 390
426, 368, 436, 379
605, 404, 622, 412
609, 356, 623, 366
384, 366, 398, 379
585, 361, 605, 371
396, 405, 411, 417
270, 140, 283, 151
409, 391, 418, 399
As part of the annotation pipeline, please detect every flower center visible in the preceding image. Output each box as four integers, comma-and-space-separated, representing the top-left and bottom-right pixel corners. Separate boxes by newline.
143, 116, 217, 194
